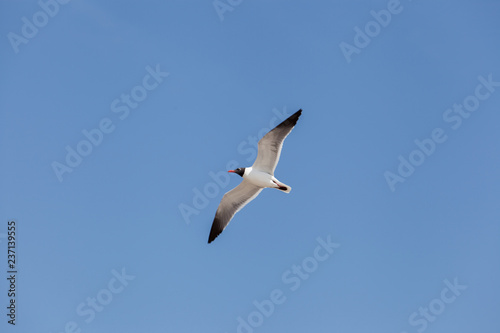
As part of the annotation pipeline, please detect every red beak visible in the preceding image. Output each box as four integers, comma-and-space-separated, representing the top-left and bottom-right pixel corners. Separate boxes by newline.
228, 170, 235, 173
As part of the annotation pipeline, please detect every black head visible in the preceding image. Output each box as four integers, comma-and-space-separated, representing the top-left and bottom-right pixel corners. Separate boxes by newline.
228, 167, 245, 177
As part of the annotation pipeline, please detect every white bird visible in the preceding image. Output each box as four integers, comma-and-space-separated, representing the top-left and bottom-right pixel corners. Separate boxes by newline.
208, 109, 302, 243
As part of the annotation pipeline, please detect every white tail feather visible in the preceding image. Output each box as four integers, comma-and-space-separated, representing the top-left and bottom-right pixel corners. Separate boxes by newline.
278, 183, 291, 193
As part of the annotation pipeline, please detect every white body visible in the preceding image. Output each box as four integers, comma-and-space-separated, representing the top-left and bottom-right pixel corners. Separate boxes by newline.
243, 167, 291, 193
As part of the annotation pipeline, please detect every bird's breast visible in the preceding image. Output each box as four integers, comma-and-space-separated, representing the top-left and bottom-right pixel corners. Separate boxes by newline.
245, 169, 275, 188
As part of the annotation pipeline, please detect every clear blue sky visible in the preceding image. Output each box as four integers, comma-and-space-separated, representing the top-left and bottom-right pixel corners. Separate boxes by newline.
1, 1, 499, 332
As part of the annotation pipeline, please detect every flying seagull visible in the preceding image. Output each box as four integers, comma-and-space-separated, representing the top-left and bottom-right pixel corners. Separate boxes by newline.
208, 109, 302, 243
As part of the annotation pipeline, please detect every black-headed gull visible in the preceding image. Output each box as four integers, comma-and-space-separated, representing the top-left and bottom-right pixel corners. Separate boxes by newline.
208, 109, 302, 243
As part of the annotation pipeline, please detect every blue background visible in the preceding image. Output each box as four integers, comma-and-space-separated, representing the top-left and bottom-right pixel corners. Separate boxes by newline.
1, 0, 499, 332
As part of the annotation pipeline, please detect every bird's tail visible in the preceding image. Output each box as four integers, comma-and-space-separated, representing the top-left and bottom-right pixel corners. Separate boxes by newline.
277, 182, 291, 193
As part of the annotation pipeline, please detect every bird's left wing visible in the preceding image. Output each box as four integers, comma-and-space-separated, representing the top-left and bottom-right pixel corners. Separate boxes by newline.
208, 179, 263, 243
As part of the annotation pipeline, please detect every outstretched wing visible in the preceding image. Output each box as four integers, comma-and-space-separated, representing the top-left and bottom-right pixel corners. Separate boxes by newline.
252, 109, 302, 175
208, 180, 263, 243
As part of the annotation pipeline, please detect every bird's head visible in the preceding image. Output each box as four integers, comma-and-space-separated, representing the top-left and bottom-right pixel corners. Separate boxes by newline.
228, 168, 245, 177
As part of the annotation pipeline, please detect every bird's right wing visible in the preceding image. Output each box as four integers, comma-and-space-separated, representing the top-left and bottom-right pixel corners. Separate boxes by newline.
208, 180, 263, 243
252, 109, 302, 175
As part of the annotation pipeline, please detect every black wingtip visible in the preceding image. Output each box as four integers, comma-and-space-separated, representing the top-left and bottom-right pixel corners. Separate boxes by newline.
208, 231, 217, 244
208, 218, 221, 244
276, 109, 302, 129
289, 108, 302, 121
292, 109, 302, 118
208, 234, 220, 244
